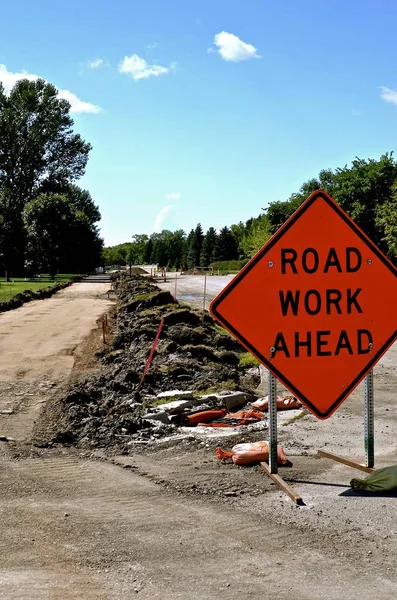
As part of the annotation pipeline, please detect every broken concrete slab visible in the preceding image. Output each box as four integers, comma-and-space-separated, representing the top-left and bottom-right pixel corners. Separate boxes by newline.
156, 400, 191, 414
142, 411, 170, 425
200, 391, 253, 411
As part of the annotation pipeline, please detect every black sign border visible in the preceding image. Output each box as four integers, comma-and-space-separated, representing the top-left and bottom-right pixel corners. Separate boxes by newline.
210, 190, 397, 419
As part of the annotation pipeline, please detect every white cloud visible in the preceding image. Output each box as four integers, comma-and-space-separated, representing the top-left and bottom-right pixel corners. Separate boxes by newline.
0, 64, 101, 113
119, 54, 169, 80
165, 192, 181, 200
88, 58, 104, 69
380, 86, 397, 106
154, 204, 172, 231
57, 89, 101, 114
210, 31, 260, 62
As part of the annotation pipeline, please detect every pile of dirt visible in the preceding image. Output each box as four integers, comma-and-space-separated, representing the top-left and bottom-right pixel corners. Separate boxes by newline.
53, 275, 260, 449
127, 267, 150, 275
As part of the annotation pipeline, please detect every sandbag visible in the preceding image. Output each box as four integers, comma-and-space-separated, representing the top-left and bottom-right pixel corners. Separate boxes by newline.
351, 465, 397, 492
200, 409, 264, 428
216, 441, 291, 466
252, 396, 301, 411
182, 408, 227, 426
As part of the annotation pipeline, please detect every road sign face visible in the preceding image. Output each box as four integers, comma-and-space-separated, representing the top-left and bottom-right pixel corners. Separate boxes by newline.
210, 190, 397, 419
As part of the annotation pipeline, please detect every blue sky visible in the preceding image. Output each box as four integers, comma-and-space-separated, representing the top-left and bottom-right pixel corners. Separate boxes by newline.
1, 0, 397, 245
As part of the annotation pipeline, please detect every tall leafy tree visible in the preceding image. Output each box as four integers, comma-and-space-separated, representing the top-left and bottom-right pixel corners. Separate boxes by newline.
23, 192, 102, 277
0, 78, 91, 273
144, 238, 154, 263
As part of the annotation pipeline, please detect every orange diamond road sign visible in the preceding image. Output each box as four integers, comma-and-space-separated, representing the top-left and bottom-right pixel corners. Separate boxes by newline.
210, 190, 397, 419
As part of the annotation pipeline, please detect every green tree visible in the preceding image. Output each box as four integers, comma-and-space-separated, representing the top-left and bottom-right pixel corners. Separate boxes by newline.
265, 155, 397, 257
240, 215, 271, 257
23, 192, 102, 276
0, 78, 91, 273
200, 227, 217, 268
144, 238, 154, 263
130, 234, 149, 264
187, 223, 203, 268
213, 226, 238, 262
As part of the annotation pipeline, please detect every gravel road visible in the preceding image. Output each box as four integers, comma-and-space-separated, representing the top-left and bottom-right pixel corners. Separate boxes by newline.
158, 274, 234, 310
0, 278, 396, 598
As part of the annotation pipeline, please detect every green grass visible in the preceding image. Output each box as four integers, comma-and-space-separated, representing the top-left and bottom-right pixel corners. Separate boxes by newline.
239, 352, 260, 368
193, 380, 237, 396
0, 281, 56, 302
0, 274, 77, 302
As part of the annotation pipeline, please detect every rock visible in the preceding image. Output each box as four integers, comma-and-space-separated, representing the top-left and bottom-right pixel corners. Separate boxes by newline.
142, 411, 170, 424
156, 400, 191, 414
223, 491, 237, 497
200, 391, 252, 411
157, 390, 193, 400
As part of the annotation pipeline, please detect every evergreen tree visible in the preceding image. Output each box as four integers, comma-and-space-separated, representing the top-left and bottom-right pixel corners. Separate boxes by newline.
144, 238, 153, 263
200, 227, 217, 268
213, 226, 238, 262
186, 224, 203, 268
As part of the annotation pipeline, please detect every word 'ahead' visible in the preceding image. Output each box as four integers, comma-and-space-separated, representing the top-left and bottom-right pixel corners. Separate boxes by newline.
210, 190, 397, 419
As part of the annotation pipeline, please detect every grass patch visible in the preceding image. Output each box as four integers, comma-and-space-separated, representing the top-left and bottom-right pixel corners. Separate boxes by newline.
146, 396, 180, 407
0, 281, 56, 302
214, 324, 234, 338
239, 352, 260, 368
282, 408, 308, 426
194, 380, 237, 396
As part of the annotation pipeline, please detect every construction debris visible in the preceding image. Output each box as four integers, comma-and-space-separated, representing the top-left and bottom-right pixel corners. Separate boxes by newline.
53, 274, 265, 449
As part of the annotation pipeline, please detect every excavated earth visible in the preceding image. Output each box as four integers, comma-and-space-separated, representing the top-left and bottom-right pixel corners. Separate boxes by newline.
45, 275, 261, 450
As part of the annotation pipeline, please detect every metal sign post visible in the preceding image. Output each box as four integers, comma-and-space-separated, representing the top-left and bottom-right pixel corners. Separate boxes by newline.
364, 370, 374, 468
268, 371, 278, 474
203, 275, 207, 313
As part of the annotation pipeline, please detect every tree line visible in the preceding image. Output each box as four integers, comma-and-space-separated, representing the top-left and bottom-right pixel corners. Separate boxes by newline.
0, 79, 102, 278
103, 153, 397, 270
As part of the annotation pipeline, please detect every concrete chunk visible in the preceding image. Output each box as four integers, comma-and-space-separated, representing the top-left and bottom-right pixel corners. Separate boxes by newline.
157, 400, 191, 414
221, 392, 253, 410
142, 411, 170, 424
199, 391, 253, 411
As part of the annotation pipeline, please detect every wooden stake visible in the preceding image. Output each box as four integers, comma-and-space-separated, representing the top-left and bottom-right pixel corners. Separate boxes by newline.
260, 462, 304, 505
318, 450, 375, 473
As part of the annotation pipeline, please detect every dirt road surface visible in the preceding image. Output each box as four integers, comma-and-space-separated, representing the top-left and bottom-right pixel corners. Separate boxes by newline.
0, 279, 397, 598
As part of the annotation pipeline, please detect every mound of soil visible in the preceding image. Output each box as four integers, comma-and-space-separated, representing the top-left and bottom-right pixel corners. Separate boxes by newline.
54, 275, 259, 449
